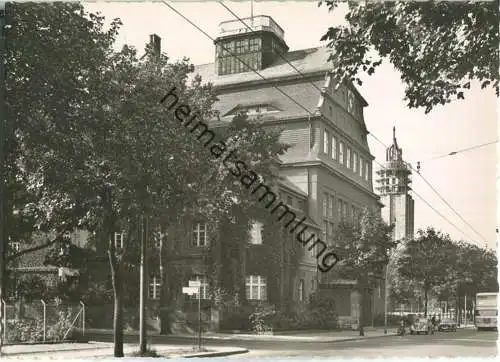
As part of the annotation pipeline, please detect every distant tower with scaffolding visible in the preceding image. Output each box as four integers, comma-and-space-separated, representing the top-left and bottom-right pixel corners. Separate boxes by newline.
376, 127, 415, 241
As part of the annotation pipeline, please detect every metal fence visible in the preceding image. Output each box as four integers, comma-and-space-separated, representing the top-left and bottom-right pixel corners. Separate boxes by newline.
0, 299, 85, 343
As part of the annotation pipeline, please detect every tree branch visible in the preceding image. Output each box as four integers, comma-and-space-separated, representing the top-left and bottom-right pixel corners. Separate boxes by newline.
7, 233, 65, 263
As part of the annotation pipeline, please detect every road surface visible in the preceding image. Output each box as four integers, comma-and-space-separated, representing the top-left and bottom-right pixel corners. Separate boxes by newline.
86, 329, 497, 358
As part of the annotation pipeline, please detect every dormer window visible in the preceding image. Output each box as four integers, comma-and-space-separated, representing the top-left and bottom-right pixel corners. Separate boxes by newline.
347, 90, 355, 114
224, 104, 280, 117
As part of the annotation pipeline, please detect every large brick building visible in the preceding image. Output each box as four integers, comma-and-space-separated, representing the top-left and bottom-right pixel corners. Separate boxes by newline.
160, 15, 386, 326
10, 15, 387, 329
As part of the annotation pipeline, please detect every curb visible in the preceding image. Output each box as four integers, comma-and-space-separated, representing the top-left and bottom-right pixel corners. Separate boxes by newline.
183, 348, 249, 358
317, 332, 397, 343
0, 344, 112, 357
82, 329, 400, 343
1, 346, 249, 359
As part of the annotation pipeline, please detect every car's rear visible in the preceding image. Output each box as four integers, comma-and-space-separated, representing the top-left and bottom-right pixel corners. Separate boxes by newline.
410, 319, 432, 335
438, 319, 457, 332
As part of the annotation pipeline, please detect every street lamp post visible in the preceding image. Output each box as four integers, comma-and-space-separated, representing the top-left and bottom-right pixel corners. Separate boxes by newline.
384, 262, 390, 334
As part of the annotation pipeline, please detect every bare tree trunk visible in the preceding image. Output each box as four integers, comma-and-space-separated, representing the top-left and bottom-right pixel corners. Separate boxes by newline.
424, 288, 428, 317
109, 249, 124, 357
358, 282, 365, 336
103, 187, 123, 357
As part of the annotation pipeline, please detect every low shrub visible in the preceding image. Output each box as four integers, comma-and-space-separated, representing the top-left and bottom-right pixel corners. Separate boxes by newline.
219, 304, 254, 332
6, 319, 44, 343
306, 291, 338, 329
249, 303, 276, 334
6, 308, 77, 343
269, 293, 339, 331
47, 308, 74, 341
131, 348, 160, 357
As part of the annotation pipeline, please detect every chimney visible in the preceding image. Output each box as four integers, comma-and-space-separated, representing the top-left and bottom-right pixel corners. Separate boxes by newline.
149, 34, 161, 58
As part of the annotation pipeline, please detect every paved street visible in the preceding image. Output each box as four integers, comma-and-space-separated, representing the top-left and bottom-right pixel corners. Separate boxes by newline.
82, 328, 497, 358
227, 330, 498, 358
1, 328, 495, 359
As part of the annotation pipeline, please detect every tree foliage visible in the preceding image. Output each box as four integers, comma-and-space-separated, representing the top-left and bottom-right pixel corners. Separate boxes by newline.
331, 208, 395, 335
394, 227, 498, 316
5, 2, 123, 262
5, 2, 288, 356
319, 0, 499, 113
396, 227, 453, 315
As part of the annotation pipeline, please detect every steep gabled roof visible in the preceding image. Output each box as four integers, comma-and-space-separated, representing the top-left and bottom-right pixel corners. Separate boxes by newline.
190, 46, 368, 122
192, 47, 333, 88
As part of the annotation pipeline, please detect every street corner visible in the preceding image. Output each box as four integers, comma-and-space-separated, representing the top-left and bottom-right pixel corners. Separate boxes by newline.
162, 346, 249, 358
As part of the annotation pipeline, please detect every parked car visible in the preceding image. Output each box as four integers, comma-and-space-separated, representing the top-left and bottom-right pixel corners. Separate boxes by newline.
410, 317, 434, 335
438, 318, 457, 332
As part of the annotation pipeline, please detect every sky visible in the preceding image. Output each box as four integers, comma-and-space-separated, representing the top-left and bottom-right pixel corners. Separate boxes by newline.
83, 0, 498, 251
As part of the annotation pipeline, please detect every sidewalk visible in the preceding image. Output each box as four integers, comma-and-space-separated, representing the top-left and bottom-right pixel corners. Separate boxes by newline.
0, 342, 248, 359
82, 326, 398, 343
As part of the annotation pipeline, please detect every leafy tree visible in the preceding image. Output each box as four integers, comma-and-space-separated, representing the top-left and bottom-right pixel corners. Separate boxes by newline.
4, 2, 122, 273
433, 241, 498, 321
389, 272, 422, 309
396, 227, 454, 316
319, 0, 499, 112
331, 208, 395, 335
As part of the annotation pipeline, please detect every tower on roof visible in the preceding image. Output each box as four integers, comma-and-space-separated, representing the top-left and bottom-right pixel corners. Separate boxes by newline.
376, 126, 415, 241
214, 15, 289, 76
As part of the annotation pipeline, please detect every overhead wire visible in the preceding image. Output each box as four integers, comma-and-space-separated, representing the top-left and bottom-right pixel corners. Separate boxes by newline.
159, 0, 485, 244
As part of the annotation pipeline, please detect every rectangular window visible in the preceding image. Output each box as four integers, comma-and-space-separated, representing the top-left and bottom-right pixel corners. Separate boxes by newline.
193, 223, 208, 247
193, 275, 209, 299
359, 157, 364, 177
331, 136, 337, 160
10, 242, 20, 253
298, 279, 305, 302
325, 222, 331, 237
235, 39, 244, 54
114, 232, 124, 249
353, 152, 358, 173
323, 193, 328, 218
287, 196, 293, 206
322, 220, 328, 239
328, 195, 334, 219
297, 199, 305, 211
149, 275, 161, 300
346, 147, 352, 169
365, 162, 370, 181
153, 228, 164, 249
250, 221, 264, 245
338, 199, 343, 220
249, 38, 260, 52
323, 130, 330, 155
339, 142, 345, 165
245, 275, 267, 300
347, 90, 355, 114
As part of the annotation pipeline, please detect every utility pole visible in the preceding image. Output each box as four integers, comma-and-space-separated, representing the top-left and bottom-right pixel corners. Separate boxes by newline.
0, 2, 8, 354
139, 215, 148, 354
197, 283, 201, 351
139, 34, 161, 355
